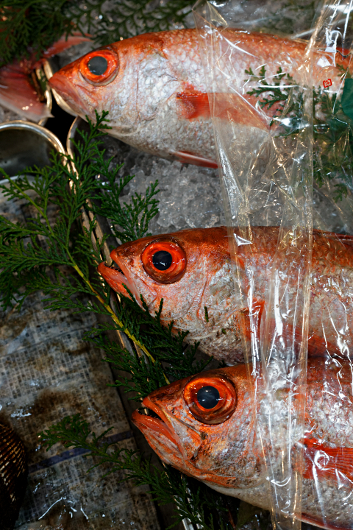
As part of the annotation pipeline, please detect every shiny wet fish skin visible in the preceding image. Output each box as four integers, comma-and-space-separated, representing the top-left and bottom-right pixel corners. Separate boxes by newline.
49, 29, 350, 167
98, 226, 353, 364
132, 358, 353, 529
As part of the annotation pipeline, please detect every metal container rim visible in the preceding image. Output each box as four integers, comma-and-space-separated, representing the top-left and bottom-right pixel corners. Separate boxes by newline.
0, 120, 66, 156
66, 116, 82, 158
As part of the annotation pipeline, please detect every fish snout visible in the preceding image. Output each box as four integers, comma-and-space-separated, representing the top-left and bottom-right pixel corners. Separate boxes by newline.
139, 395, 203, 463
132, 398, 184, 462
97, 261, 134, 299
49, 71, 84, 114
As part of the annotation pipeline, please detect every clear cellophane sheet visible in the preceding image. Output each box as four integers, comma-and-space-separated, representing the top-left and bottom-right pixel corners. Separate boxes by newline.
194, 1, 353, 530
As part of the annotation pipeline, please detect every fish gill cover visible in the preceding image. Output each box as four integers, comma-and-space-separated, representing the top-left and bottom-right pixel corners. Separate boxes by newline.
194, 1, 353, 529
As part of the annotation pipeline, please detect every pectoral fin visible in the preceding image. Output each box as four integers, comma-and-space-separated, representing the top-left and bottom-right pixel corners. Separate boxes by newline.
175, 89, 271, 130
171, 150, 218, 168
303, 437, 353, 484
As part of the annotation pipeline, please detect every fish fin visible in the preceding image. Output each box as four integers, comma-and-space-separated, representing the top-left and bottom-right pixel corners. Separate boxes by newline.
0, 33, 89, 121
313, 229, 353, 248
236, 299, 265, 342
301, 513, 353, 530
335, 233, 353, 247
0, 63, 52, 122
212, 92, 271, 130
303, 437, 353, 484
171, 150, 218, 168
175, 91, 210, 120
306, 330, 344, 358
236, 307, 339, 359
175, 89, 271, 130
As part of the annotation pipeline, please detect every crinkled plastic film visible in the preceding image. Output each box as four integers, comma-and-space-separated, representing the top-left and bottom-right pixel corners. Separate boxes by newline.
194, 1, 353, 530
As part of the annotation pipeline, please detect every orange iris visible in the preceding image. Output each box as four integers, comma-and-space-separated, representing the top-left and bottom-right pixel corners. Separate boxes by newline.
184, 375, 236, 425
141, 239, 187, 284
80, 49, 119, 85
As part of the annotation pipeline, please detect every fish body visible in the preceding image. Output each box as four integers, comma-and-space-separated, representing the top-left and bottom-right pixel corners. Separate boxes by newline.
48, 29, 351, 167
98, 226, 353, 364
132, 358, 353, 529
0, 34, 90, 122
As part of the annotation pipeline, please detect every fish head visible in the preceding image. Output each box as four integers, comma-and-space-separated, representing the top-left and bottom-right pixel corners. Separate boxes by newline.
132, 365, 266, 489
97, 227, 233, 324
49, 33, 181, 136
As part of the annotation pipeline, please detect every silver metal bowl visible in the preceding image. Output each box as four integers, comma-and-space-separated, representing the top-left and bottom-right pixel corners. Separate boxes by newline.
66, 116, 88, 157
0, 120, 65, 178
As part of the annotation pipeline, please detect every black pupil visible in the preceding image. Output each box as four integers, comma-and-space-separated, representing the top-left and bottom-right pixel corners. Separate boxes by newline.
87, 56, 108, 76
152, 251, 173, 271
197, 386, 220, 409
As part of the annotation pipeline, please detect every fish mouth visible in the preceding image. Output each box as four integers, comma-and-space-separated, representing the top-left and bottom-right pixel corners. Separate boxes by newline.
132, 397, 183, 457
48, 72, 83, 114
97, 257, 137, 299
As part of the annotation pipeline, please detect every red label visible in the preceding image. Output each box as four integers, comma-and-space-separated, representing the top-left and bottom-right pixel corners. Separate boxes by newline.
323, 79, 332, 88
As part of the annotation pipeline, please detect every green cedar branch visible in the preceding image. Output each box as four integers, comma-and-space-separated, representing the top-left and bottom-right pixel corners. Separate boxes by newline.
246, 65, 353, 201
245, 65, 304, 132
84, 134, 160, 244
88, 299, 210, 400
85, 293, 210, 399
0, 110, 155, 361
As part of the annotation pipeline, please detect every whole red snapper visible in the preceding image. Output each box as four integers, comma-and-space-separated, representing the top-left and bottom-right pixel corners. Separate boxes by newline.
98, 226, 353, 364
48, 29, 351, 167
132, 357, 353, 529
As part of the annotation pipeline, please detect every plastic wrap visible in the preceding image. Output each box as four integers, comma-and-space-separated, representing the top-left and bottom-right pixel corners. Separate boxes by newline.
194, 1, 353, 529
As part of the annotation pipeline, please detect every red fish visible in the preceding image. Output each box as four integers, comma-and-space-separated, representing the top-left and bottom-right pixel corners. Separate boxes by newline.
132, 357, 353, 529
48, 28, 351, 167
0, 34, 90, 122
98, 226, 353, 364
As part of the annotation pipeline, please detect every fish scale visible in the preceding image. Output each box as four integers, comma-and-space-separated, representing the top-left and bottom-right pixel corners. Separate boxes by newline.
98, 226, 353, 364
49, 28, 352, 167
132, 357, 353, 529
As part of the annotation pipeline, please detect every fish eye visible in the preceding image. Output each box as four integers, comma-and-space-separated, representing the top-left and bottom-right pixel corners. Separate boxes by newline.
80, 49, 119, 85
184, 375, 236, 425
87, 56, 108, 76
197, 386, 220, 409
152, 250, 173, 271
142, 239, 186, 284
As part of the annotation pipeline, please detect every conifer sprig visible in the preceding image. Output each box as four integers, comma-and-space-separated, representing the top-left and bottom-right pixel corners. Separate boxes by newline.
89, 295, 210, 400
92, 162, 159, 244
245, 65, 304, 132
312, 86, 353, 201
246, 65, 353, 201
0, 111, 153, 358
70, 0, 193, 48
